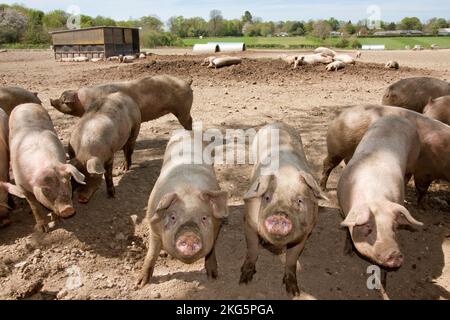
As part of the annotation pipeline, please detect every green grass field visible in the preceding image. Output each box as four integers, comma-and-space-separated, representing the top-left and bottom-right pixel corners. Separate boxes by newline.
183, 36, 450, 50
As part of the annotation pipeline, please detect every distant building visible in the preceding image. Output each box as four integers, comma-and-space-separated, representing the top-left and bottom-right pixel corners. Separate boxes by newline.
438, 28, 450, 35
50, 26, 140, 60
329, 31, 343, 37
372, 30, 423, 36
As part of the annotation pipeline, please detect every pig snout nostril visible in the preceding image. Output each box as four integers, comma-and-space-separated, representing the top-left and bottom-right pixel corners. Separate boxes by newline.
176, 233, 202, 257
265, 214, 293, 236
385, 251, 404, 268
59, 206, 75, 218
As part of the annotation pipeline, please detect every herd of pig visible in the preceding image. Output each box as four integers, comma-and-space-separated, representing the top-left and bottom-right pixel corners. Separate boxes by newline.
282, 46, 401, 71
0, 73, 449, 298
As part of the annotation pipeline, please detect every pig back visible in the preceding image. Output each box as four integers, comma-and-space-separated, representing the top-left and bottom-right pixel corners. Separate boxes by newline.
0, 87, 41, 115
148, 130, 218, 214
0, 108, 9, 181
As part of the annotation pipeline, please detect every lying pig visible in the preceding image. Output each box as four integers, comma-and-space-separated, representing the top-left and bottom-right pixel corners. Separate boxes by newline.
326, 61, 345, 71
207, 56, 242, 68
0, 87, 41, 115
298, 53, 333, 65
0, 104, 85, 232
334, 54, 355, 65
320, 105, 450, 205
0, 108, 10, 227
50, 75, 193, 130
69, 92, 141, 203
385, 61, 399, 69
338, 116, 423, 269
423, 95, 450, 125
281, 55, 299, 68
137, 129, 228, 287
381, 77, 450, 113
314, 47, 336, 57
240, 123, 327, 296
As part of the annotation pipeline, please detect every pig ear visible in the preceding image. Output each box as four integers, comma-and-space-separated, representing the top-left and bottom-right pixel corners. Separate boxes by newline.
60, 164, 86, 185
33, 92, 39, 98
86, 157, 105, 175
299, 171, 329, 201
341, 208, 370, 227
427, 97, 434, 105
0, 182, 26, 199
200, 190, 229, 219
62, 91, 77, 103
155, 193, 178, 212
243, 174, 273, 200
390, 202, 423, 226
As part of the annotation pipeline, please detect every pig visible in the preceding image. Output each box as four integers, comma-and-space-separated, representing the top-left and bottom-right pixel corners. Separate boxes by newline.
50, 75, 193, 130
314, 47, 336, 57
207, 56, 242, 68
0, 104, 85, 232
137, 129, 228, 287
423, 95, 450, 125
239, 123, 327, 296
298, 54, 333, 65
326, 60, 345, 71
356, 50, 362, 58
201, 56, 217, 66
338, 116, 423, 269
320, 105, 450, 205
0, 86, 41, 115
333, 54, 355, 65
281, 55, 299, 68
0, 108, 10, 227
69, 92, 141, 204
385, 61, 399, 69
381, 77, 450, 113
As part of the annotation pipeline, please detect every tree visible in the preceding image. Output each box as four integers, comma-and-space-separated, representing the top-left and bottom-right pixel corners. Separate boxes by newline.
43, 10, 68, 30
327, 17, 340, 31
424, 17, 448, 34
242, 11, 252, 23
209, 9, 223, 36
312, 20, 332, 39
0, 8, 28, 43
400, 17, 422, 30
342, 20, 356, 35
168, 16, 188, 37
24, 10, 50, 44
185, 17, 208, 37
140, 15, 163, 31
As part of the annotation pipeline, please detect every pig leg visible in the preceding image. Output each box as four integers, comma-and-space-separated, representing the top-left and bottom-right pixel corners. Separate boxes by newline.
120, 126, 139, 172
414, 175, 432, 207
104, 159, 115, 198
205, 246, 218, 279
320, 155, 343, 190
24, 192, 48, 232
344, 230, 355, 256
283, 238, 307, 296
239, 221, 259, 284
137, 235, 162, 288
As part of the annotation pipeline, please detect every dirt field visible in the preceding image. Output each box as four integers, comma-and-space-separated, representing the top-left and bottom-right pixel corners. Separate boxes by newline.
0, 49, 449, 300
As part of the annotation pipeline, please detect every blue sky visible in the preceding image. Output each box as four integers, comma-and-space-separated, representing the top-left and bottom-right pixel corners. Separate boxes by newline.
2, 0, 449, 23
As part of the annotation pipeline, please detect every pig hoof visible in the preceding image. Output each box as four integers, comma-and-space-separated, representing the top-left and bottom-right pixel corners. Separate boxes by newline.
136, 273, 150, 288
239, 264, 256, 284
107, 188, 116, 198
283, 274, 300, 296
35, 222, 48, 233
206, 268, 218, 279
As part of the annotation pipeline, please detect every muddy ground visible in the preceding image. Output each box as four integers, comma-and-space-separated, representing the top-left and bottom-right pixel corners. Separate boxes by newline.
0, 49, 449, 300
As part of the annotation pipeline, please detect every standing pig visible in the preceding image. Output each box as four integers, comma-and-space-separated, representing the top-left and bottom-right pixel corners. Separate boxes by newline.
50, 75, 193, 130
0, 104, 85, 232
423, 95, 450, 125
137, 129, 228, 287
320, 105, 450, 205
240, 123, 327, 296
0, 108, 10, 227
69, 92, 141, 203
0, 87, 41, 115
381, 77, 450, 113
338, 116, 423, 268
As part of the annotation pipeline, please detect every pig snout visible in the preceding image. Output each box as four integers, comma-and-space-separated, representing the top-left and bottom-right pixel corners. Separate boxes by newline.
78, 195, 89, 204
175, 232, 203, 257
57, 205, 76, 218
383, 251, 404, 269
264, 214, 293, 236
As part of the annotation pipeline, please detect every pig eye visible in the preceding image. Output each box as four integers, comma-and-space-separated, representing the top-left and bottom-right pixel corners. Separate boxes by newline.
202, 216, 208, 222
297, 199, 303, 205
264, 194, 271, 202
170, 215, 176, 222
